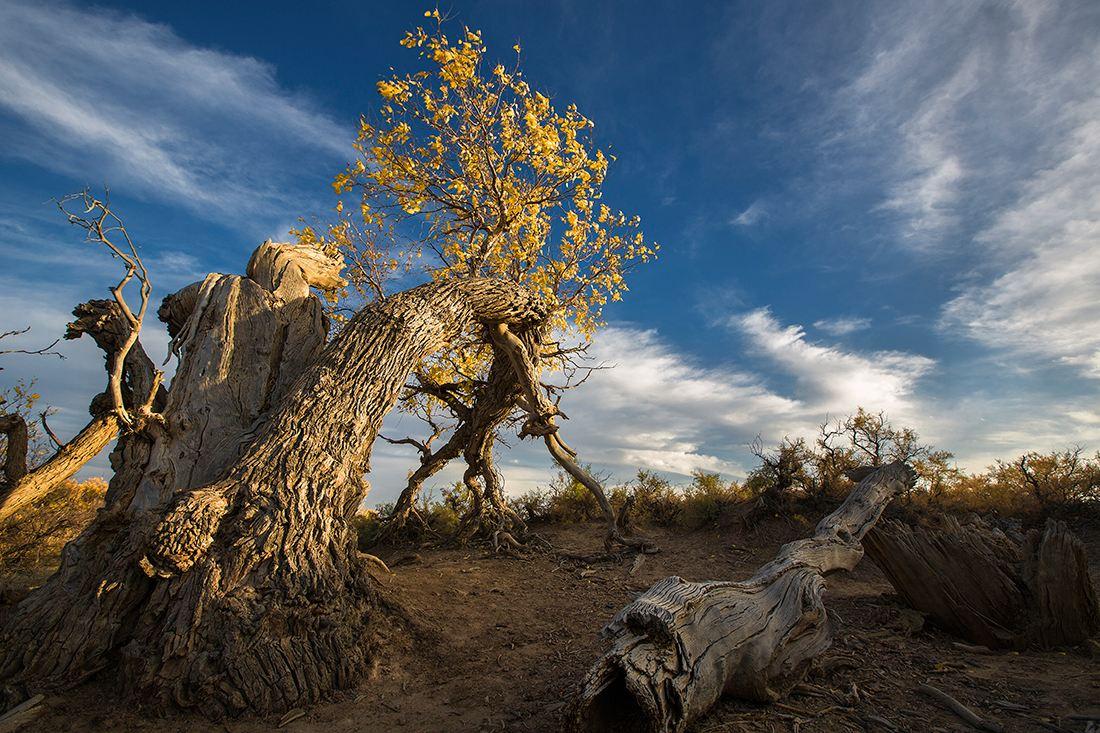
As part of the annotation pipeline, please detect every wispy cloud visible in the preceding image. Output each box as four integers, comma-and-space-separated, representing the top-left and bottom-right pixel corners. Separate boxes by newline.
0, 0, 350, 226
731, 200, 766, 227
504, 318, 934, 484
834, 1, 1100, 378
734, 308, 933, 419
813, 316, 871, 336
941, 116, 1100, 378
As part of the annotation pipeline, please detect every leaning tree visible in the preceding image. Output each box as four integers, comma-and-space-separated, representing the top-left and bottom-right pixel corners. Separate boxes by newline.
0, 12, 661, 715
295, 10, 657, 547
0, 192, 166, 524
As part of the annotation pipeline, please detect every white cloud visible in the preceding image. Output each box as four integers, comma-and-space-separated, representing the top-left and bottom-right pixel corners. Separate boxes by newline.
731, 200, 766, 227
734, 308, 934, 419
836, 1, 1100, 378
813, 316, 871, 336
0, 0, 350, 226
941, 120, 1100, 378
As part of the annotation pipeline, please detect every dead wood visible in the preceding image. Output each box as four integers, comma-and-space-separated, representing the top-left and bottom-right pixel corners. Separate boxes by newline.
864, 516, 1099, 649
0, 299, 164, 524
571, 462, 915, 733
916, 683, 1003, 733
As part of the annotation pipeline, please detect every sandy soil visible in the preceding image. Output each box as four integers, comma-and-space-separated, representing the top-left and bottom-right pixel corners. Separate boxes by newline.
5, 518, 1100, 732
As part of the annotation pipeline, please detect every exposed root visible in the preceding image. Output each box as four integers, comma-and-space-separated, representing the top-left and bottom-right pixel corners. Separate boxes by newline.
487, 322, 659, 556
361, 553, 392, 575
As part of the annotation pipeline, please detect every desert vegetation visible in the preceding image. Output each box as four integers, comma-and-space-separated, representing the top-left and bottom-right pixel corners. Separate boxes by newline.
351, 408, 1099, 548
0, 6, 1097, 733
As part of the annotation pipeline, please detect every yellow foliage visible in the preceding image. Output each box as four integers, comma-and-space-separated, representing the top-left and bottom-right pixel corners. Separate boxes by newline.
298, 9, 657, 402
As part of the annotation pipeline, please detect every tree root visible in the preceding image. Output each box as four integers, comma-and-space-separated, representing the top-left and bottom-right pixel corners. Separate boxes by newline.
917, 684, 1004, 733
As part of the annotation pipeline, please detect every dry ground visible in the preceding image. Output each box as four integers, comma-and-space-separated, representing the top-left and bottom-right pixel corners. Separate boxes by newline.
4, 517, 1099, 733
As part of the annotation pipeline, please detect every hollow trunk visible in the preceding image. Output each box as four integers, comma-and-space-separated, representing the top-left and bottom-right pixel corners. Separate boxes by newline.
571, 462, 915, 733
1, 241, 549, 717
864, 515, 1099, 649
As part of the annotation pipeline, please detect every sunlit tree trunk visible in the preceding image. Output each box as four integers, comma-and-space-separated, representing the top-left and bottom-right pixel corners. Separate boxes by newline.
1, 241, 550, 716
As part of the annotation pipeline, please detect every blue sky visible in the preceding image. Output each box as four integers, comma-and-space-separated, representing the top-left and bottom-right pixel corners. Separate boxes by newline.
1, 0, 1098, 503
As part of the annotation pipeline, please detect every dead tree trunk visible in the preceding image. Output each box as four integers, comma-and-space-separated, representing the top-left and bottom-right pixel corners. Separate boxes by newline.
864, 516, 1099, 649
0, 240, 550, 717
0, 299, 165, 523
571, 462, 915, 733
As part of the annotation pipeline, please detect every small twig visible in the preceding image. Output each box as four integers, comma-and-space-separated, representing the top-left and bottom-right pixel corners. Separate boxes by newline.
917, 683, 1004, 733
951, 641, 996, 655
39, 410, 63, 449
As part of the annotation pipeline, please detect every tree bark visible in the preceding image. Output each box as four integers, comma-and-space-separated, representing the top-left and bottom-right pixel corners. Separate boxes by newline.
864, 515, 1099, 649
1, 241, 550, 717
0, 414, 29, 487
571, 462, 915, 733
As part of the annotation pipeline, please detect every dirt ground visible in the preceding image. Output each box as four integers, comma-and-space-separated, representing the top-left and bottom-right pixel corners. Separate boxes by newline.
5, 517, 1100, 733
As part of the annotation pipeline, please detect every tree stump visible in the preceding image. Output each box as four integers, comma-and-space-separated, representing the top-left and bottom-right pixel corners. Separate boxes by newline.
864, 516, 1099, 649
571, 462, 915, 733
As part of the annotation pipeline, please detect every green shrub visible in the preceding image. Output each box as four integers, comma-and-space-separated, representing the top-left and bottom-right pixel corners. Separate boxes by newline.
625, 470, 682, 527
681, 470, 744, 529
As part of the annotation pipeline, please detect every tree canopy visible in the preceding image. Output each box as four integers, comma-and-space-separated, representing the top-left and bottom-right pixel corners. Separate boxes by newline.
298, 10, 657, 341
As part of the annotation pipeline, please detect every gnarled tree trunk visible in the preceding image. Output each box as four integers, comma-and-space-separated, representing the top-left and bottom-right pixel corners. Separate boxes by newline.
571, 462, 915, 733
1, 241, 550, 718
384, 355, 522, 540
864, 515, 1099, 649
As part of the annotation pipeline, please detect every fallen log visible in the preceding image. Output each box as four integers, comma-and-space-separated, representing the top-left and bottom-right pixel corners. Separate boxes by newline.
571, 462, 915, 733
864, 515, 1099, 649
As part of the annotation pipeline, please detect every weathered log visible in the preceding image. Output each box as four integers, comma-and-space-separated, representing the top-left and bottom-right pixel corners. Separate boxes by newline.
864, 516, 1099, 649
571, 462, 915, 733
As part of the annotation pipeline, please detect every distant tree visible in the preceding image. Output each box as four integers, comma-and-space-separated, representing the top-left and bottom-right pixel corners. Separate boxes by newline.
991, 447, 1100, 512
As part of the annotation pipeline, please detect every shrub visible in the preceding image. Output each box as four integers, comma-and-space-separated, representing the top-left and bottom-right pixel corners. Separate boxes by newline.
681, 470, 744, 529
0, 477, 107, 571
511, 469, 602, 524
624, 470, 682, 527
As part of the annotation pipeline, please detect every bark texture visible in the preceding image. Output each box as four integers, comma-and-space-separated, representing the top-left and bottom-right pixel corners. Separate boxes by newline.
571, 462, 915, 733
0, 241, 551, 718
864, 516, 1099, 649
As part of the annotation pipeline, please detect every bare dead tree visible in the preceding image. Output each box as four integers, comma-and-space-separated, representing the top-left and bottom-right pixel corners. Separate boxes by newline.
0, 300, 163, 523
0, 192, 166, 523
56, 189, 164, 431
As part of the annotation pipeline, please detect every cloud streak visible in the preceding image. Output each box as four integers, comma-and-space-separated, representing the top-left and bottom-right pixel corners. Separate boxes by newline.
813, 316, 871, 336
0, 0, 350, 226
834, 1, 1100, 378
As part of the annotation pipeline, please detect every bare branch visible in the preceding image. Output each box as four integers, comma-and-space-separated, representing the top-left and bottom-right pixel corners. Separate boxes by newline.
0, 327, 65, 363
56, 189, 164, 431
